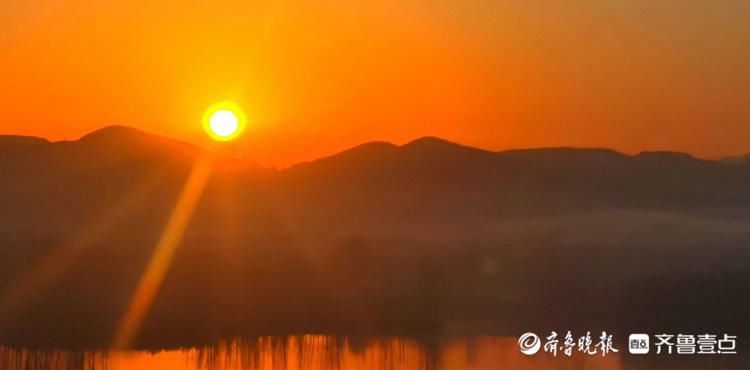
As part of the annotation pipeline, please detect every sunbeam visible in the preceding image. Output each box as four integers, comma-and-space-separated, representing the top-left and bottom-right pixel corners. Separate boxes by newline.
112, 152, 216, 350
0, 173, 161, 325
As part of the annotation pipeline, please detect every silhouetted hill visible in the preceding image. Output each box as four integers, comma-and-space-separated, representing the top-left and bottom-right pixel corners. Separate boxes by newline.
79, 125, 157, 143
0, 126, 749, 350
721, 154, 750, 166
78, 125, 191, 155
280, 135, 750, 226
0, 135, 50, 151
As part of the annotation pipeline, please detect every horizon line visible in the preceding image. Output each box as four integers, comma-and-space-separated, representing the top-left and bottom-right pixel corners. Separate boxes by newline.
1, 124, 748, 168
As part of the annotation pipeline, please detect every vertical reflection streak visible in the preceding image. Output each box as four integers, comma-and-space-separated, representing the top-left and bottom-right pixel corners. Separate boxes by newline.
0, 336, 629, 370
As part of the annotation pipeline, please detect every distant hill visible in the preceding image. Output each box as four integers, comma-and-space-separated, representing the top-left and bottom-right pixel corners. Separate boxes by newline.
279, 132, 750, 230
0, 126, 749, 349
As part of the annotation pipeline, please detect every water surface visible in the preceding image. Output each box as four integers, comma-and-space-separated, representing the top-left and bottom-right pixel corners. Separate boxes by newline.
0, 336, 620, 370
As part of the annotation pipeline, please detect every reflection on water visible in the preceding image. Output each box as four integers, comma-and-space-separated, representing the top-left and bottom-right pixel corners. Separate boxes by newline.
0, 336, 621, 370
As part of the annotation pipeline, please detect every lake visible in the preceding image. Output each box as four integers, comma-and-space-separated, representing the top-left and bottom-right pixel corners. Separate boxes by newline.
4, 335, 748, 370
1, 335, 622, 370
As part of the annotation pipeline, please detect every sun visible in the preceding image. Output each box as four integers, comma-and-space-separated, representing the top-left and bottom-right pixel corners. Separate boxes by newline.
209, 110, 238, 137
202, 102, 246, 141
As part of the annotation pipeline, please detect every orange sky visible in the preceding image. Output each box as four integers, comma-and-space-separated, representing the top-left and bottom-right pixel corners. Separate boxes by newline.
1, 0, 749, 166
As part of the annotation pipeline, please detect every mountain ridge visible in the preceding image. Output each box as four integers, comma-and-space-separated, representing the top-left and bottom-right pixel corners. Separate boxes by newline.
2, 125, 742, 170
1, 125, 750, 349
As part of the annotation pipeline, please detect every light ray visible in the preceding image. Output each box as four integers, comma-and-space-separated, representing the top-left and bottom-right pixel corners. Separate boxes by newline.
112, 152, 215, 350
0, 173, 161, 324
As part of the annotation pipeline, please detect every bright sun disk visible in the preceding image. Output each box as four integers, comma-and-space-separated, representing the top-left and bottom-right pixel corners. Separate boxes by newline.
209, 110, 239, 138
202, 102, 246, 141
